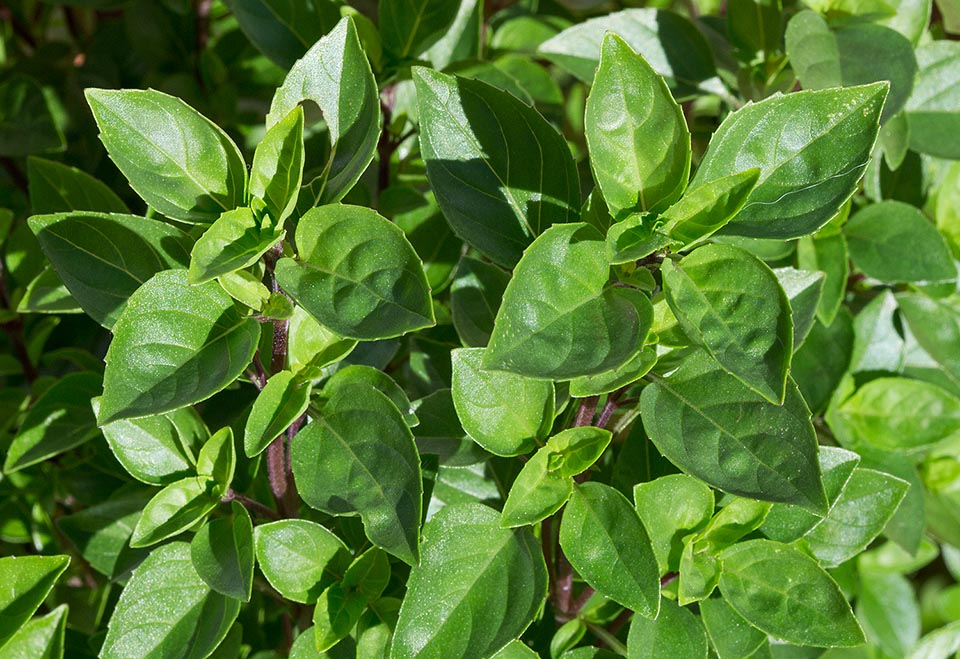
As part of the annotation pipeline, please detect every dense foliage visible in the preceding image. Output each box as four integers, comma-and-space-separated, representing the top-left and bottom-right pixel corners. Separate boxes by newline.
1, 0, 960, 657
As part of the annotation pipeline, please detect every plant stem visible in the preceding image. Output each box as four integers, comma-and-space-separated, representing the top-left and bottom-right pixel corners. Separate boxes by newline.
574, 395, 599, 427
221, 488, 280, 520
591, 618, 630, 655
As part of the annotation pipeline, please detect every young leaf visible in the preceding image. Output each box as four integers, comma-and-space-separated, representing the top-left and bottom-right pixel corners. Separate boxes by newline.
641, 351, 827, 513
97, 269, 261, 424
287, 305, 358, 374
275, 204, 434, 340
129, 476, 218, 548
27, 156, 129, 214
718, 539, 864, 647
244, 370, 311, 458
196, 427, 236, 495
267, 16, 380, 205
191, 501, 254, 602
249, 106, 304, 225
691, 83, 887, 238
606, 216, 678, 264
626, 597, 707, 659
451, 347, 554, 457
254, 519, 349, 604
0, 555, 70, 648
290, 385, 422, 565
661, 169, 760, 248
391, 503, 548, 659
414, 67, 580, 268
28, 212, 192, 328
500, 448, 573, 528
634, 474, 715, 574
485, 223, 653, 379
0, 604, 67, 659
450, 256, 510, 348
188, 207, 285, 285
379, 0, 459, 59
662, 243, 794, 404
585, 33, 690, 218
560, 482, 660, 618
85, 88, 246, 224
100, 542, 240, 659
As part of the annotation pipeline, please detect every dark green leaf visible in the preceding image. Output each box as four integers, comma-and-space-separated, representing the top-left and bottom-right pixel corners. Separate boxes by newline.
129, 476, 218, 548
379, 0, 459, 59
254, 519, 349, 604
0, 76, 65, 157
244, 370, 311, 458
191, 501, 254, 601
322, 365, 417, 427
27, 156, 128, 214
224, 0, 341, 70
450, 256, 510, 348
568, 345, 658, 398
773, 267, 826, 349
796, 232, 848, 326
250, 106, 304, 225
626, 596, 707, 659
792, 311, 854, 415
0, 555, 69, 648
313, 583, 367, 652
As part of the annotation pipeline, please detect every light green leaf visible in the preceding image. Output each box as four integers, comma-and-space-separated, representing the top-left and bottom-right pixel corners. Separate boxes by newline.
191, 501, 254, 602
560, 482, 660, 617
641, 351, 827, 512
491, 641, 541, 659
250, 106, 304, 225
188, 207, 285, 285
196, 427, 235, 494
692, 83, 887, 239
27, 156, 128, 214
244, 370, 311, 458
700, 596, 770, 659
547, 427, 613, 478
905, 42, 960, 159
223, 0, 341, 69
0, 604, 67, 659
426, 0, 482, 69
391, 503, 547, 659
254, 519, 349, 604
905, 620, 960, 659
0, 555, 69, 649
627, 596, 707, 659
85, 88, 246, 224
850, 290, 904, 374
343, 547, 391, 602
379, 0, 459, 59
313, 583, 367, 652
662, 243, 793, 404
3, 371, 101, 473
28, 212, 192, 328
773, 267, 826, 348
450, 256, 511, 348
856, 569, 920, 657
17, 266, 81, 315
606, 216, 678, 265
661, 169, 761, 248
897, 293, 960, 391
451, 348, 554, 457
267, 17, 380, 205
322, 365, 418, 428
634, 474, 715, 574
101, 542, 240, 659
413, 67, 580, 268
129, 476, 218, 548
485, 223, 653, 379
845, 201, 957, 284
796, 232, 848, 326
98, 269, 261, 424
287, 305, 357, 375
275, 204, 434, 340
569, 345, 658, 397
291, 385, 422, 564
585, 33, 690, 219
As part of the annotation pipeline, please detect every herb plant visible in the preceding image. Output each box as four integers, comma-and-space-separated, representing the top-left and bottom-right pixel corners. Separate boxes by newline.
1, 1, 960, 658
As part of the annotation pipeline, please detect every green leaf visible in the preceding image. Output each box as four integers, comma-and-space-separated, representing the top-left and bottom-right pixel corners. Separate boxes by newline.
391, 503, 547, 659
98, 269, 261, 424
28, 212, 192, 329
3, 371, 101, 473
845, 201, 957, 284
344, 547, 391, 602
188, 207, 285, 285
0, 555, 69, 649
250, 106, 304, 225
275, 204, 434, 340
692, 83, 887, 239
379, 0, 459, 59
585, 34, 690, 219
537, 8, 718, 97
641, 351, 827, 512
560, 482, 660, 617
291, 385, 422, 564
0, 604, 67, 659
254, 519, 349, 604
196, 427, 236, 495
451, 347, 554, 457
492, 641, 541, 659
662, 243, 793, 404
856, 569, 920, 657
792, 311, 855, 415
897, 293, 960, 391
287, 305, 358, 375
322, 365, 417, 428
634, 474, 715, 574
773, 267, 826, 349
85, 88, 246, 224
313, 583, 367, 652
568, 345, 658, 398
129, 476, 218, 548
386, 188, 461, 293
796, 232, 848, 326
718, 539, 864, 647
450, 256, 511, 348
904, 620, 960, 659
0, 75, 65, 157
700, 596, 769, 659
905, 41, 960, 159
485, 223, 653, 379
827, 377, 960, 454
98, 403, 207, 485
191, 501, 254, 602
244, 370, 311, 458
267, 16, 380, 205
413, 67, 580, 268
27, 156, 128, 214
101, 542, 240, 659
223, 0, 342, 70
850, 290, 903, 374
606, 216, 678, 264
17, 266, 82, 315
626, 596, 707, 659
661, 169, 761, 248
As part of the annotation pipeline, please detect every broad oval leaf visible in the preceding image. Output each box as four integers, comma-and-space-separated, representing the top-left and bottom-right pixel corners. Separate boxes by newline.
250, 106, 304, 225
379, 0, 459, 59
560, 482, 660, 617
85, 88, 246, 224
627, 597, 707, 659
693, 83, 887, 239
27, 156, 129, 214
254, 519, 349, 604
100, 542, 240, 659
718, 539, 864, 647
413, 67, 580, 268
641, 351, 827, 513
275, 204, 434, 340
662, 243, 793, 404
244, 370, 312, 458
585, 33, 690, 219
191, 501, 254, 601
98, 269, 261, 424
485, 223, 653, 379
451, 347, 554, 457
267, 17, 380, 205
391, 503, 548, 659
188, 207, 285, 285
129, 476, 218, 548
291, 386, 422, 564
28, 212, 192, 329
634, 474, 715, 575
0, 555, 69, 649
905, 41, 960, 159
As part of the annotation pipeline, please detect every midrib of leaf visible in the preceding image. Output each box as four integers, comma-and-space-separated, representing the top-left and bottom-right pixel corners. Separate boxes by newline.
400, 0, 430, 58
577, 492, 652, 600
724, 555, 841, 623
